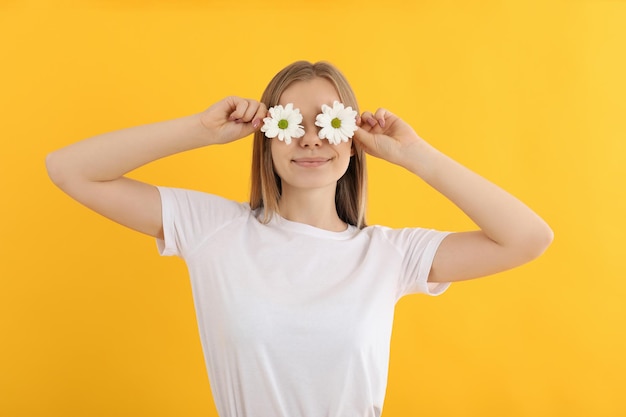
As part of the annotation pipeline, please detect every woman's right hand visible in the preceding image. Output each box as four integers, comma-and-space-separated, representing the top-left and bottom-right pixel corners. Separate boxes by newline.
46, 95, 267, 240
199, 96, 268, 145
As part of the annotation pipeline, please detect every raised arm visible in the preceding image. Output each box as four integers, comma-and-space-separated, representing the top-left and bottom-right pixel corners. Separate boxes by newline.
354, 109, 553, 283
46, 97, 267, 239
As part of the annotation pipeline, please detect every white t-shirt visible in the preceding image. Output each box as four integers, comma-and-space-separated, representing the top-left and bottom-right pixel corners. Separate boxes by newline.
157, 186, 451, 417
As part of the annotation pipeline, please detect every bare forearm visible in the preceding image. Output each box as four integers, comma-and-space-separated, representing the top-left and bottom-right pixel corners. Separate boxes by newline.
44, 97, 265, 238
46, 113, 209, 184
355, 109, 552, 280
402, 141, 553, 255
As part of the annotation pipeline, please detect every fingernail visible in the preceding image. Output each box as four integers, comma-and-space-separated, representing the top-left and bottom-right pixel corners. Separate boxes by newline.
367, 118, 376, 127
252, 119, 260, 129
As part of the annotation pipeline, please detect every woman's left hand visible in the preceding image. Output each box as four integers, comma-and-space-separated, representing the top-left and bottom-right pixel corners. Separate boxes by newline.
354, 109, 427, 167
355, 110, 553, 285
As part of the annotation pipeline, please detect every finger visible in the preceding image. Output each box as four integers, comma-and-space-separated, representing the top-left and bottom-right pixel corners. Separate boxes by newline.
360, 111, 377, 129
352, 126, 378, 155
222, 96, 242, 115
252, 102, 269, 130
228, 98, 251, 122
374, 108, 391, 128
239, 99, 261, 124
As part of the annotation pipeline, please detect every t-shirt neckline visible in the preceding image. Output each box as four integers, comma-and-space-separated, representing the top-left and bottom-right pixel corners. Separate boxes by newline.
267, 212, 359, 240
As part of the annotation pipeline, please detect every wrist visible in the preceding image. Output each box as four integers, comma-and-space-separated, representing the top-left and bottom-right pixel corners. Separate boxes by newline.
398, 140, 442, 177
189, 113, 221, 146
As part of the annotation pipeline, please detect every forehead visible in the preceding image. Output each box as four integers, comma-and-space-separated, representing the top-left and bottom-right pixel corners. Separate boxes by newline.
278, 78, 340, 116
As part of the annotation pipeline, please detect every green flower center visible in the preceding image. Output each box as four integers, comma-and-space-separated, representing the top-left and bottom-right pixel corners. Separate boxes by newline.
331, 117, 342, 128
278, 119, 289, 129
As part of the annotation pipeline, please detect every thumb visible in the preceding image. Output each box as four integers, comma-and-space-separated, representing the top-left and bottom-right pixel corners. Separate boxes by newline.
222, 116, 263, 143
353, 127, 380, 157
239, 118, 263, 136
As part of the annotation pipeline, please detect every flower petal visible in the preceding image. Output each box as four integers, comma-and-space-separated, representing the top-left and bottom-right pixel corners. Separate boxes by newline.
263, 103, 306, 142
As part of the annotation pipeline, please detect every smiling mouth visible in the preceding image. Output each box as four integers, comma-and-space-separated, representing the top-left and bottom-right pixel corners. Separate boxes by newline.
291, 158, 331, 167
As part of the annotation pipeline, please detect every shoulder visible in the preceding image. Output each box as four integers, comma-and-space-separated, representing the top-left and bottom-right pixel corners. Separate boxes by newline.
360, 224, 451, 253
157, 186, 249, 211
361, 224, 444, 240
157, 187, 255, 257
157, 186, 253, 229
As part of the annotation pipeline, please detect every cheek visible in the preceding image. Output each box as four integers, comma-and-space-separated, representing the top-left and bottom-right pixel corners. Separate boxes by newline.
335, 144, 354, 176
337, 141, 354, 159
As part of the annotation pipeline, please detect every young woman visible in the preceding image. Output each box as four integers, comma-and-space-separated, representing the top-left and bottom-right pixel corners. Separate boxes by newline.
46, 61, 553, 417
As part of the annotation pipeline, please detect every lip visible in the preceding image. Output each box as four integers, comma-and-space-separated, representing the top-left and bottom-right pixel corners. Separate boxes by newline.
291, 157, 332, 167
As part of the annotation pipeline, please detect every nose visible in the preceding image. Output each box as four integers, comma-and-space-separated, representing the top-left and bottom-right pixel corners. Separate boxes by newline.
299, 125, 323, 148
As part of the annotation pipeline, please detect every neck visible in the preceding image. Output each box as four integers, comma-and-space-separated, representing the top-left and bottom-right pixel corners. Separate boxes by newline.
278, 185, 346, 232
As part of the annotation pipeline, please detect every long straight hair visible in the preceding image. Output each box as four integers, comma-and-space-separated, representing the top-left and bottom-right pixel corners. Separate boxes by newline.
250, 61, 367, 228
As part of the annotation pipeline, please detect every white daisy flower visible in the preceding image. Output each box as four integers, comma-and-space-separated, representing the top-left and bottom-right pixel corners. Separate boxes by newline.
260, 103, 305, 145
315, 101, 358, 145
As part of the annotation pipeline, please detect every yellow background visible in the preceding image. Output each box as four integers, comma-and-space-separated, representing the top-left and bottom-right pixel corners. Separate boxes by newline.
1, 0, 625, 416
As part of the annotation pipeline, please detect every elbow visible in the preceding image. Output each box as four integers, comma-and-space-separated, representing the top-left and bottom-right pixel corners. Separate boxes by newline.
520, 221, 554, 262
46, 151, 70, 189
45, 151, 62, 186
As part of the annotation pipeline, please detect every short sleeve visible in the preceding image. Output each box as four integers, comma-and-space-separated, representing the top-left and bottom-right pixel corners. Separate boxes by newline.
383, 227, 452, 298
156, 186, 249, 258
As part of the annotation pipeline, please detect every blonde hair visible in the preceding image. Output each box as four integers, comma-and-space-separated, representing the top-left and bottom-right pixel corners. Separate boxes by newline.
250, 61, 367, 228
